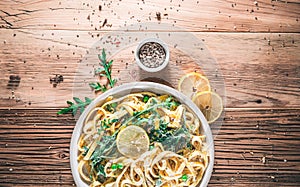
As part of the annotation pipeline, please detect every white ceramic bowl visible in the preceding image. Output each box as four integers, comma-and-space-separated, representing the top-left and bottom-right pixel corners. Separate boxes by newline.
70, 82, 214, 187
135, 38, 170, 72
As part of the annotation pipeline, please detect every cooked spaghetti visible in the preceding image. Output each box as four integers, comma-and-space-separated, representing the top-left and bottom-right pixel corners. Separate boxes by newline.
77, 92, 209, 187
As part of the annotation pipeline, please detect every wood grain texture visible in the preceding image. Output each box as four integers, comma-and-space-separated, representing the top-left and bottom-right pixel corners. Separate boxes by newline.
0, 109, 299, 186
0, 29, 299, 108
0, 0, 299, 32
0, 0, 299, 186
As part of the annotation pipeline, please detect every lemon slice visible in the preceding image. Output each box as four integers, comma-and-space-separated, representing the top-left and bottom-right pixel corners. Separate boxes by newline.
116, 125, 149, 158
192, 91, 223, 124
178, 72, 211, 99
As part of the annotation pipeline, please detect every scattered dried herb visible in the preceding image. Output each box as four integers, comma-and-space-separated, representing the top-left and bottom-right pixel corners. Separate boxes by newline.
50, 74, 63, 88
102, 19, 107, 27
156, 12, 161, 21
7, 75, 21, 89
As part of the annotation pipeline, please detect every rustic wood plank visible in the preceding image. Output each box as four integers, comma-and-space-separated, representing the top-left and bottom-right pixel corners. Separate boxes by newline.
0, 108, 299, 186
0, 0, 299, 32
0, 29, 299, 108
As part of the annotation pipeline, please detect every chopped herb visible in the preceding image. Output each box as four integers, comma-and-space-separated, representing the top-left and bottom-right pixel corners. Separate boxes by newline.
90, 157, 106, 178
111, 119, 118, 123
106, 103, 117, 112
100, 118, 118, 130
96, 164, 106, 178
186, 142, 193, 149
57, 97, 93, 116
164, 96, 180, 110
82, 146, 89, 156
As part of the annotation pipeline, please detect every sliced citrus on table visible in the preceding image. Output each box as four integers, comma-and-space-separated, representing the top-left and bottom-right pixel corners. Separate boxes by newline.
192, 91, 223, 124
116, 125, 149, 158
178, 72, 211, 99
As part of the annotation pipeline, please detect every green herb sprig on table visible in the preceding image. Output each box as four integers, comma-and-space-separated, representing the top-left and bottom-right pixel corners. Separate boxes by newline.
57, 97, 93, 116
57, 49, 117, 116
90, 48, 117, 93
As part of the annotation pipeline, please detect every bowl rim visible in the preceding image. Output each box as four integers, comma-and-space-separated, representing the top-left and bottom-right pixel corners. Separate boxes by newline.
70, 82, 214, 187
134, 38, 170, 72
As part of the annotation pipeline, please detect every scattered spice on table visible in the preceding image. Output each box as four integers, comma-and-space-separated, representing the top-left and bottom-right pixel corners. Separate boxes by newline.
156, 12, 161, 21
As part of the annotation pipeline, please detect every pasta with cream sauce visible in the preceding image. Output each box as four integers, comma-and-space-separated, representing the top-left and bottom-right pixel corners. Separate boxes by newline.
77, 92, 209, 187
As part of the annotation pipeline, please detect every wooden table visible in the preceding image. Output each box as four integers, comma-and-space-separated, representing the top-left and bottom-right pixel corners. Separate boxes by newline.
0, 0, 299, 186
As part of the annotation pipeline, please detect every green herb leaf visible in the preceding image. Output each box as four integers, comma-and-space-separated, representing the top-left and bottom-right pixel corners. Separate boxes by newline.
89, 82, 107, 92
97, 164, 106, 178
82, 146, 89, 156
91, 49, 117, 93
94, 67, 105, 74
111, 119, 118, 123
85, 97, 93, 103
100, 118, 118, 130
58, 49, 117, 116
73, 97, 82, 104
105, 102, 117, 112
161, 126, 191, 153
57, 97, 93, 116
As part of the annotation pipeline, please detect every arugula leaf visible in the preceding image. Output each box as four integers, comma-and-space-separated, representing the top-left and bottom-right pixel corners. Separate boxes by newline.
112, 99, 176, 136
162, 127, 191, 152
90, 49, 117, 93
59, 49, 117, 116
57, 97, 93, 116
89, 82, 107, 92
89, 134, 121, 179
97, 164, 106, 178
